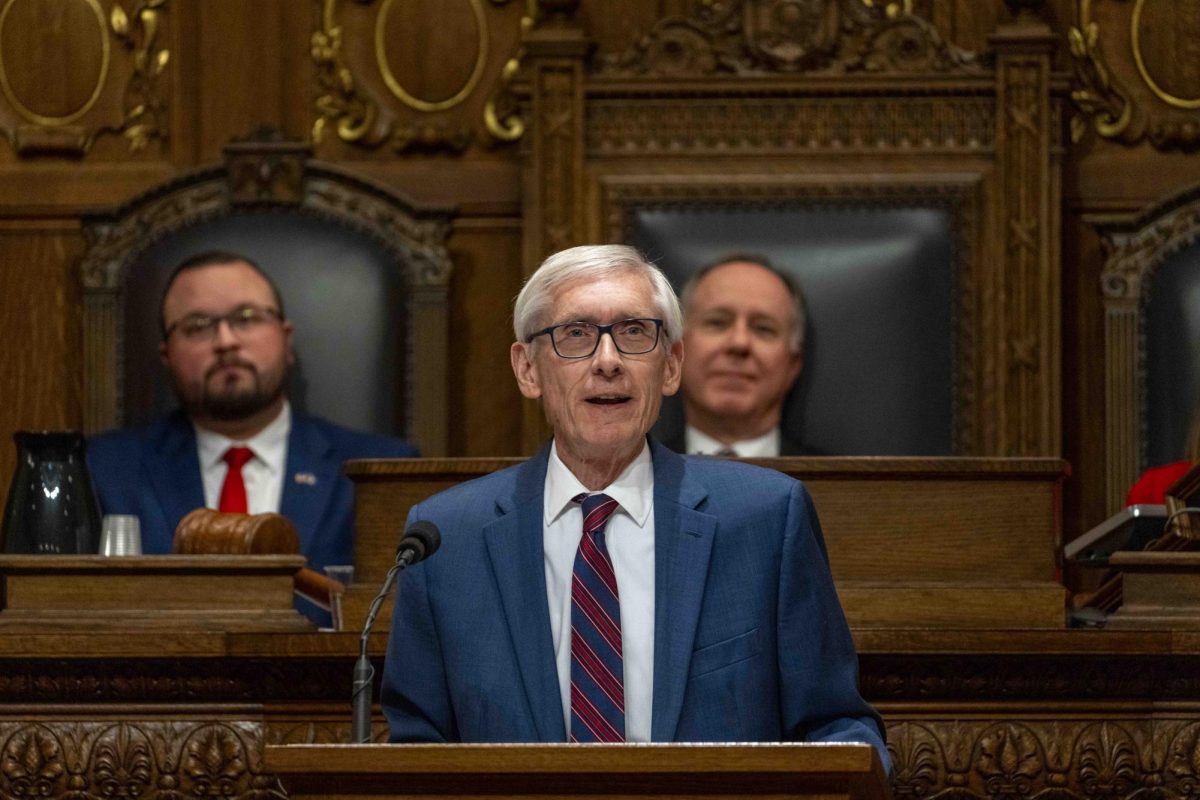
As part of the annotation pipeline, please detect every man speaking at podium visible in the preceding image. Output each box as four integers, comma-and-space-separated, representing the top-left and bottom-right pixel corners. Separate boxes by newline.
382, 245, 887, 766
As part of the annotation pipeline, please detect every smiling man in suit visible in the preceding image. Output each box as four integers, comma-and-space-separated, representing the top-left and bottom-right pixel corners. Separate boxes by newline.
87, 250, 417, 572
381, 244, 886, 764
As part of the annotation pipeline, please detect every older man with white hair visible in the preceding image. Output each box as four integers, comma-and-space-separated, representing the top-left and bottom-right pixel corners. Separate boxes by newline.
381, 244, 886, 766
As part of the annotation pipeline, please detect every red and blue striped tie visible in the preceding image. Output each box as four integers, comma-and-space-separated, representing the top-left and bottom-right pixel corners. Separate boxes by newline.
570, 493, 625, 742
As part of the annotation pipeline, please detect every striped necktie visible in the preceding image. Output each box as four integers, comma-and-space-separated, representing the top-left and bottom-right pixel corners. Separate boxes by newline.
569, 492, 624, 742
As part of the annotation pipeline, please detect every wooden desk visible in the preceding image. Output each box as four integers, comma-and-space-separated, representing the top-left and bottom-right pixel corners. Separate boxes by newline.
346, 457, 1069, 630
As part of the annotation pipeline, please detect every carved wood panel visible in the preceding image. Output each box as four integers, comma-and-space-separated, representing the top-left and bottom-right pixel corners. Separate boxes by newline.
311, 0, 531, 155
1070, 0, 1200, 151
0, 0, 170, 158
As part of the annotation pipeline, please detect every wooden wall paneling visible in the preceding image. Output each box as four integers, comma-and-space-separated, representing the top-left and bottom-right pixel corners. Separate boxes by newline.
1060, 212, 1110, 555
0, 221, 85, 512
193, 0, 289, 160
991, 10, 1062, 457
445, 217, 525, 457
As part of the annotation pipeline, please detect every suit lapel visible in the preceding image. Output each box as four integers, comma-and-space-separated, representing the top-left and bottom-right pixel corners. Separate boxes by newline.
146, 413, 206, 544
483, 448, 565, 742
279, 414, 340, 553
649, 440, 717, 742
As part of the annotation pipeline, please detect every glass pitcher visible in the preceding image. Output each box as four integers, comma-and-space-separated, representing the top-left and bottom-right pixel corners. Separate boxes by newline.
1, 431, 102, 554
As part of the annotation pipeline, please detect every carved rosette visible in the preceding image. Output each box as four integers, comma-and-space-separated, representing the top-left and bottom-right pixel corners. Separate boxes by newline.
596, 0, 978, 77
1070, 0, 1200, 151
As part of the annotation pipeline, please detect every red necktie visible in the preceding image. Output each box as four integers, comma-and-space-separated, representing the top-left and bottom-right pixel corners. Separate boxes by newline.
570, 492, 624, 742
218, 446, 255, 513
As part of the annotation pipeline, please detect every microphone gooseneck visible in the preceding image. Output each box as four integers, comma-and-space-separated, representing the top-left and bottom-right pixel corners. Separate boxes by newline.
351, 521, 442, 744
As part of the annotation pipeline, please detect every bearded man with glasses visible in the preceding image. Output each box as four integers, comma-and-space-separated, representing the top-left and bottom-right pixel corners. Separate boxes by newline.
87, 250, 417, 585
380, 244, 888, 770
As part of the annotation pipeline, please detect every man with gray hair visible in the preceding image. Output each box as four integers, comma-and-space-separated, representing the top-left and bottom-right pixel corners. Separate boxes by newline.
671, 254, 814, 456
381, 244, 886, 766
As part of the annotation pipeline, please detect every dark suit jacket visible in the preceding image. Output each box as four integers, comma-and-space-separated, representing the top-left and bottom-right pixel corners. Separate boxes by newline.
381, 438, 887, 768
86, 409, 417, 570
662, 428, 823, 456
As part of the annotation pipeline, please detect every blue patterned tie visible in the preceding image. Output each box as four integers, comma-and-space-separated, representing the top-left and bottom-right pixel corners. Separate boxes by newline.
569, 492, 625, 742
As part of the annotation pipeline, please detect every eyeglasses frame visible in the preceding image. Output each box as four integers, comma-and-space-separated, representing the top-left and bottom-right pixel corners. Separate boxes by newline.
526, 318, 666, 359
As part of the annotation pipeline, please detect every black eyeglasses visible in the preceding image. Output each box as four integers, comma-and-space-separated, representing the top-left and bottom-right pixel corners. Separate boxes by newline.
527, 318, 665, 359
164, 304, 284, 342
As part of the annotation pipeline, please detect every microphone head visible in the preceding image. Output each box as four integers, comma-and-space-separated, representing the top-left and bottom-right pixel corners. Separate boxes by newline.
398, 520, 441, 563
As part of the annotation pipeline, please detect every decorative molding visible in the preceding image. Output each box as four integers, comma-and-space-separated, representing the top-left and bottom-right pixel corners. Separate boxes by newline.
0, 0, 169, 156
110, 0, 170, 152
312, 0, 531, 153
992, 18, 1059, 456
602, 176, 979, 455
594, 0, 979, 77
887, 718, 1200, 800
1069, 0, 1200, 150
586, 94, 996, 155
0, 721, 284, 800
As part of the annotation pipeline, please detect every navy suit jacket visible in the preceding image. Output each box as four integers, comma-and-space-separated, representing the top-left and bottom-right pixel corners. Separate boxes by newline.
382, 439, 888, 768
86, 409, 417, 570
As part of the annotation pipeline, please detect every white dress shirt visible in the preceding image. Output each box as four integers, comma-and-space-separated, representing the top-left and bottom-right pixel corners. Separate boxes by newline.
543, 440, 655, 742
685, 424, 780, 457
195, 401, 291, 515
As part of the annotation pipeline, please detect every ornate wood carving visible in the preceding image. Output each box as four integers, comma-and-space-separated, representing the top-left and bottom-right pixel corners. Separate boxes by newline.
1070, 0, 1200, 150
1095, 186, 1200, 511
0, 0, 170, 156
586, 93, 996, 155
77, 135, 455, 454
311, 0, 531, 153
991, 11, 1060, 456
595, 0, 978, 77
0, 720, 285, 800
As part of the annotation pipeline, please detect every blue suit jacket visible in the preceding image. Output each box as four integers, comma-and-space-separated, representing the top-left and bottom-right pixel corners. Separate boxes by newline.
382, 439, 888, 767
86, 410, 417, 571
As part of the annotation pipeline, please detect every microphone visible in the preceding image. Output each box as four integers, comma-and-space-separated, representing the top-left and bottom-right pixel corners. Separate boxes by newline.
351, 520, 441, 744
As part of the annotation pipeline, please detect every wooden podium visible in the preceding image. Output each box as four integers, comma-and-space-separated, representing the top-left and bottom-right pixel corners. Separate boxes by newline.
266, 743, 891, 800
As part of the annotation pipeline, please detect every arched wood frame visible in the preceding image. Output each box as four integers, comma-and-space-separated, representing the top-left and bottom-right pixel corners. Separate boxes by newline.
512, 1, 1064, 457
78, 138, 456, 456
1098, 186, 1200, 511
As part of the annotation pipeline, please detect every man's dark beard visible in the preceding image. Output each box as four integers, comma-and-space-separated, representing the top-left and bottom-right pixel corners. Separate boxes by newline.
177, 363, 287, 422
199, 378, 287, 421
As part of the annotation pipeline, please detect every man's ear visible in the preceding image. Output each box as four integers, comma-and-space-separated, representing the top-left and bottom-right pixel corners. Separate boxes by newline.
662, 339, 684, 397
511, 342, 543, 400
159, 340, 170, 368
786, 348, 803, 387
282, 319, 296, 365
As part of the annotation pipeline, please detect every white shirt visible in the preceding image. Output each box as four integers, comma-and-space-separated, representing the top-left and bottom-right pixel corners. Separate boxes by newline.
195, 401, 291, 515
543, 440, 655, 742
685, 424, 780, 457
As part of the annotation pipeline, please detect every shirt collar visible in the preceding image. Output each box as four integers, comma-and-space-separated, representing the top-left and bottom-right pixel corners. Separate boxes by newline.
544, 439, 653, 529
685, 424, 780, 457
194, 400, 291, 475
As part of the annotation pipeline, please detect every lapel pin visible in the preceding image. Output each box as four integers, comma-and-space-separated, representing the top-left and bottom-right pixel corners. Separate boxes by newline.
294, 472, 318, 486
